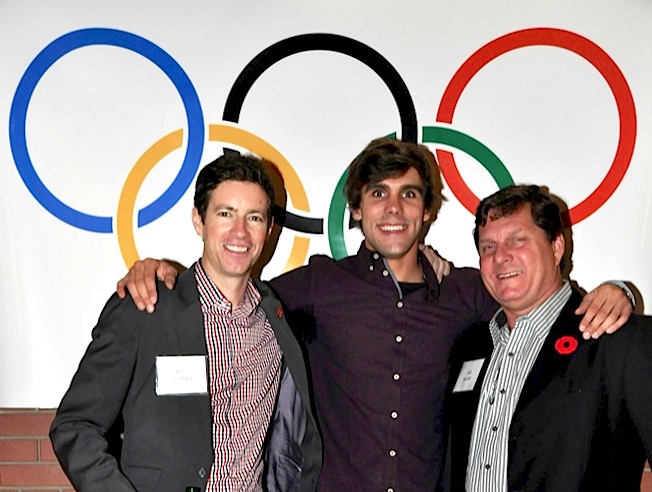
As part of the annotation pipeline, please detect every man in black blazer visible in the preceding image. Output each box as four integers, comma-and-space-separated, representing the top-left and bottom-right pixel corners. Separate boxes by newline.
50, 154, 322, 491
449, 184, 652, 491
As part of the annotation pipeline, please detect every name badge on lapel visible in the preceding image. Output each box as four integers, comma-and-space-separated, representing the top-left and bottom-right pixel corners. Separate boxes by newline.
156, 355, 208, 396
452, 358, 485, 393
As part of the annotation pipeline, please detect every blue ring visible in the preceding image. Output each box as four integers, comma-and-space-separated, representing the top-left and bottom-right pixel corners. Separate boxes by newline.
9, 28, 204, 232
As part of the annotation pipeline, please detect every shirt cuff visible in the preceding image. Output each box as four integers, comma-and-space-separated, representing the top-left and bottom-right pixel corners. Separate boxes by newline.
604, 280, 636, 308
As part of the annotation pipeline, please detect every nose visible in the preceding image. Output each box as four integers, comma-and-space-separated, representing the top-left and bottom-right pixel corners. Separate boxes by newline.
385, 194, 402, 215
493, 243, 511, 263
232, 216, 247, 237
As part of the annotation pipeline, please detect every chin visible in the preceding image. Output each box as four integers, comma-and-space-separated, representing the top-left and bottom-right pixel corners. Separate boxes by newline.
378, 243, 411, 257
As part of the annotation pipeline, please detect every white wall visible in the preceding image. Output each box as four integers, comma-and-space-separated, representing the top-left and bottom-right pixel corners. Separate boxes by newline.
1, 0, 650, 406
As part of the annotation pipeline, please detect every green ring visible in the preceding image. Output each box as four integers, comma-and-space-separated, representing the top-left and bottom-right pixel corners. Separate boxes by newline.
327, 169, 350, 259
421, 126, 513, 187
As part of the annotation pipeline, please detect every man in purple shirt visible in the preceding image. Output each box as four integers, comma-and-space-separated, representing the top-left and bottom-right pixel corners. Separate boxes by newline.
118, 138, 632, 490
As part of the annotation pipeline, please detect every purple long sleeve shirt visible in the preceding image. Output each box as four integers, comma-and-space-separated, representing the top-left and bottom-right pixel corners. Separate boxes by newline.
269, 243, 497, 491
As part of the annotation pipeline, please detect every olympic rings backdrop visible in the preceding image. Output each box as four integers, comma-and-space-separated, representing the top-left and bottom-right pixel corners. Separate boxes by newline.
2, 0, 651, 406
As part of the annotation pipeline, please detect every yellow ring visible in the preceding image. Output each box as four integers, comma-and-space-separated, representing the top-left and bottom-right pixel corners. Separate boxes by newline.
117, 124, 311, 271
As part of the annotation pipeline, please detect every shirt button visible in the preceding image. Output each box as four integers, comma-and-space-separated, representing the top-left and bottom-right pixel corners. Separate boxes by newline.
198, 467, 207, 478
382, 270, 389, 277
387, 488, 395, 492
389, 449, 397, 457
369, 265, 374, 271
390, 411, 398, 419
397, 300, 404, 308
393, 373, 400, 380
395, 335, 403, 343
373, 253, 380, 260
485, 464, 491, 470
500, 389, 506, 394
492, 426, 498, 431
508, 352, 514, 357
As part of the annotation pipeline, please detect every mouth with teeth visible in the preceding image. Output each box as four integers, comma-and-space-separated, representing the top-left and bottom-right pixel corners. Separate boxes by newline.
224, 244, 249, 253
497, 271, 521, 279
379, 224, 407, 232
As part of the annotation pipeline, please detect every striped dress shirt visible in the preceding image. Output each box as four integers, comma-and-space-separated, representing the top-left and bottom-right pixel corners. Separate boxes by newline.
466, 281, 571, 492
195, 261, 282, 492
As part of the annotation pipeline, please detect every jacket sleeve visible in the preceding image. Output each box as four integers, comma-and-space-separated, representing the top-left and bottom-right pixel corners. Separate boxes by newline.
49, 294, 140, 492
622, 315, 652, 465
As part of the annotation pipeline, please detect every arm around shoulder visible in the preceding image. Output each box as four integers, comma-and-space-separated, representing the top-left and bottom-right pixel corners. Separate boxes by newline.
268, 255, 330, 313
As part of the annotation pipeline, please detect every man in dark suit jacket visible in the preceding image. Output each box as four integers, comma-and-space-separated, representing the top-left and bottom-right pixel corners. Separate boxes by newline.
50, 154, 322, 491
449, 184, 652, 491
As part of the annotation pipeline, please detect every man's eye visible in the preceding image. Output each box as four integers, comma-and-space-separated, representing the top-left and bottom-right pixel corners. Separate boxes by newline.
509, 237, 527, 247
371, 189, 384, 198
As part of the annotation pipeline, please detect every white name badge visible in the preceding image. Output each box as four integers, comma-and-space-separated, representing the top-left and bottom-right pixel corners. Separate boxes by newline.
156, 355, 208, 396
452, 358, 485, 393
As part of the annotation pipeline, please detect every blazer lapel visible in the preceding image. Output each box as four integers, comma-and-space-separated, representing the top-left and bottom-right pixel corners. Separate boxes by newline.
255, 279, 312, 407
514, 290, 584, 413
169, 266, 207, 356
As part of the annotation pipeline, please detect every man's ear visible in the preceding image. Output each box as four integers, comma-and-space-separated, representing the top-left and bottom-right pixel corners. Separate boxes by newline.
351, 208, 362, 222
192, 208, 204, 238
553, 233, 566, 266
267, 217, 274, 239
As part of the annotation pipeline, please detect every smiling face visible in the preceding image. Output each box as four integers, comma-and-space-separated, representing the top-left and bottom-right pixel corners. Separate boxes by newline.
192, 180, 272, 289
351, 167, 430, 279
478, 204, 565, 328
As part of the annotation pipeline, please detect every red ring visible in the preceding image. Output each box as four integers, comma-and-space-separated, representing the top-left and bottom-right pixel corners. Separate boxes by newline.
436, 27, 636, 223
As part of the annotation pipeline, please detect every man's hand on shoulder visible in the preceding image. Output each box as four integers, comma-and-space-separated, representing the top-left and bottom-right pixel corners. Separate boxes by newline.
116, 258, 180, 313
575, 283, 633, 339
419, 244, 452, 282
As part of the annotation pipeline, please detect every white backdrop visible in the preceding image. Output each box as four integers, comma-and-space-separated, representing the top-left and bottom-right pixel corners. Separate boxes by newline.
1, 0, 651, 407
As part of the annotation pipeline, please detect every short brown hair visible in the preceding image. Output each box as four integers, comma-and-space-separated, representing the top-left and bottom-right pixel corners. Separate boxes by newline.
344, 137, 445, 224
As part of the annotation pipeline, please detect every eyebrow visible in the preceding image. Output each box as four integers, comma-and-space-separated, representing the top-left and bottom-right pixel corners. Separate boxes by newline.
366, 182, 424, 194
480, 227, 525, 242
213, 204, 267, 216
401, 184, 424, 194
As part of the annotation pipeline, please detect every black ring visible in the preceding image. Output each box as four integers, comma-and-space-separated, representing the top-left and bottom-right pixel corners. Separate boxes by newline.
222, 33, 418, 234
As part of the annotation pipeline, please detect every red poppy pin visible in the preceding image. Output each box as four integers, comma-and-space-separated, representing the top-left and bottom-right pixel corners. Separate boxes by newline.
554, 335, 578, 355
276, 307, 284, 319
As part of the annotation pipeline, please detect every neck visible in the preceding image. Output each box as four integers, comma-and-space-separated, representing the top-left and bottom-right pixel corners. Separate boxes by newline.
385, 247, 423, 283
505, 277, 564, 330
218, 280, 248, 308
200, 264, 249, 308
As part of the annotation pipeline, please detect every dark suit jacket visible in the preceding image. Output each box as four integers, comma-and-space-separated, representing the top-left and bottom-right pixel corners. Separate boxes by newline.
449, 290, 652, 491
50, 266, 322, 492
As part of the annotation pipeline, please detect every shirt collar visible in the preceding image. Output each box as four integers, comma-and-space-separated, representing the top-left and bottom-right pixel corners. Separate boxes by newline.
489, 280, 572, 346
355, 241, 440, 300
194, 259, 261, 317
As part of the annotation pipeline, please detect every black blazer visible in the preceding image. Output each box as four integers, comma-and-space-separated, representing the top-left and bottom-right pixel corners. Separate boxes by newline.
449, 290, 652, 491
50, 266, 321, 492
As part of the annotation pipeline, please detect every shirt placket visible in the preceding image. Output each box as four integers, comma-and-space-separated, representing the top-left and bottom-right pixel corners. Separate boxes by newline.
376, 254, 405, 492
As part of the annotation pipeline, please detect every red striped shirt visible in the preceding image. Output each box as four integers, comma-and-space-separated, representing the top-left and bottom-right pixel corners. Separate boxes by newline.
195, 261, 281, 491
